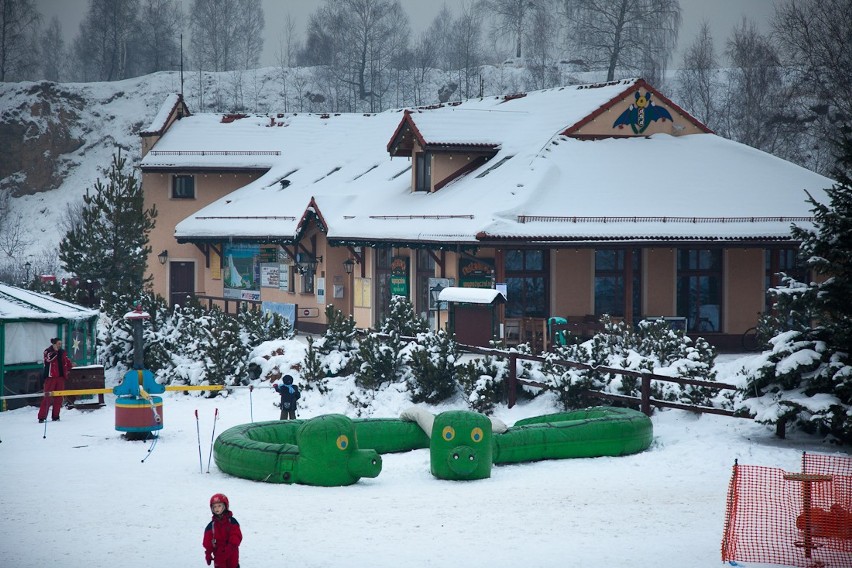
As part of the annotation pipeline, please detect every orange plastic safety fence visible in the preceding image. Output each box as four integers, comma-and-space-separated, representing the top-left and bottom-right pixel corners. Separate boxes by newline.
721, 453, 852, 568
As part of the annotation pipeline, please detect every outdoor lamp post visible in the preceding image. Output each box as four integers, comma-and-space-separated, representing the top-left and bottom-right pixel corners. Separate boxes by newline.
430, 283, 445, 332
301, 255, 322, 275
24, 261, 31, 283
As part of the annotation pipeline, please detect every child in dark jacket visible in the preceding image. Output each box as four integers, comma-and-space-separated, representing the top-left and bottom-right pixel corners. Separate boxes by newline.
273, 374, 301, 420
203, 493, 242, 568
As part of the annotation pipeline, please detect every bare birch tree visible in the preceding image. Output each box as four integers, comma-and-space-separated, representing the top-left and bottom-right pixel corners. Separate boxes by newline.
449, 1, 484, 99
719, 18, 784, 152
524, 3, 560, 89
773, 0, 852, 139
135, 0, 183, 74
562, 0, 681, 82
300, 0, 411, 112
72, 0, 140, 81
483, 0, 552, 59
189, 0, 264, 72
676, 21, 717, 126
39, 16, 64, 82
0, 0, 41, 81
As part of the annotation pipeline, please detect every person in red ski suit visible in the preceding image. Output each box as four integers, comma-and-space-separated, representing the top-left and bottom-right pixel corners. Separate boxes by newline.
203, 493, 242, 568
38, 337, 73, 422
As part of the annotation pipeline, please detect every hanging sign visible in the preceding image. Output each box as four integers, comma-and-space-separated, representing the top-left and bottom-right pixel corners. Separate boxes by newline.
459, 258, 495, 288
390, 256, 410, 296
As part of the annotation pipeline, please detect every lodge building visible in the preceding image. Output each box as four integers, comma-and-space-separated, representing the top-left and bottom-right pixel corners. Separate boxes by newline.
140, 79, 831, 351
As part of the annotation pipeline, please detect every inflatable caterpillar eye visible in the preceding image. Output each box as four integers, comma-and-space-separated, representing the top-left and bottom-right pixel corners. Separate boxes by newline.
442, 425, 455, 441
470, 427, 484, 443
336, 434, 349, 450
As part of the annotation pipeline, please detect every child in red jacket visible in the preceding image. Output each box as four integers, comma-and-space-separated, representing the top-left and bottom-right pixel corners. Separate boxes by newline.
203, 493, 242, 568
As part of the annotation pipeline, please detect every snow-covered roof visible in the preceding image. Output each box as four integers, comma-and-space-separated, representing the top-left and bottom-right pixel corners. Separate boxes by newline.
141, 80, 833, 246
0, 284, 99, 322
438, 287, 506, 305
141, 93, 181, 136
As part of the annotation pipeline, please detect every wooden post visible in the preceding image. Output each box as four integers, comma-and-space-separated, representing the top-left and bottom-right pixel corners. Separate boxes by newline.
641, 375, 651, 416
507, 353, 517, 408
783, 473, 833, 558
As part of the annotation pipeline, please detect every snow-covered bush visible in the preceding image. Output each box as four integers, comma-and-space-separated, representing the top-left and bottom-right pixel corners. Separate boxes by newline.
379, 295, 428, 336
354, 331, 407, 390
547, 316, 718, 410
407, 329, 460, 404
300, 336, 327, 392
456, 352, 511, 414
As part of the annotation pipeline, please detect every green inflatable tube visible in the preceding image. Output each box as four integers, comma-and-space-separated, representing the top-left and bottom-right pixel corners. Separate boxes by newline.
213, 407, 652, 486
214, 414, 383, 486
493, 407, 653, 464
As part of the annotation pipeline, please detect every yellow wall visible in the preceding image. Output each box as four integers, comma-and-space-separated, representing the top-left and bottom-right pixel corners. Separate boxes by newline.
725, 249, 765, 334
644, 248, 676, 316
572, 91, 706, 138
551, 249, 594, 316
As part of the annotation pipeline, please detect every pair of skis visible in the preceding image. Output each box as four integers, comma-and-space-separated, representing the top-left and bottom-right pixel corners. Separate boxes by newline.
195, 408, 219, 473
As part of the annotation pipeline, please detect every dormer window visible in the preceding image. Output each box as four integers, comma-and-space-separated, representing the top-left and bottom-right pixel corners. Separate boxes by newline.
415, 151, 431, 192
172, 175, 195, 199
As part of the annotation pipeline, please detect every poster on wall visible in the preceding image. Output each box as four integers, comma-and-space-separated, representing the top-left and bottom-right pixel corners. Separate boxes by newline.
261, 301, 297, 327
316, 277, 326, 305
355, 277, 372, 308
223, 243, 261, 300
211, 248, 221, 280
260, 264, 280, 288
390, 256, 410, 296
278, 264, 290, 291
459, 258, 495, 288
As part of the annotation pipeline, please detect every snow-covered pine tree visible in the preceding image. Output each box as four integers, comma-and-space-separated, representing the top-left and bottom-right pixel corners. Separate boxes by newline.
59, 149, 157, 314
379, 295, 428, 336
742, 135, 852, 442
408, 329, 460, 404
201, 306, 246, 388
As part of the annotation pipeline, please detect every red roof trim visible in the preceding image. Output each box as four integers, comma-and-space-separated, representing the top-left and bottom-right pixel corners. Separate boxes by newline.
386, 111, 427, 156
140, 93, 191, 137
562, 78, 713, 136
295, 197, 329, 236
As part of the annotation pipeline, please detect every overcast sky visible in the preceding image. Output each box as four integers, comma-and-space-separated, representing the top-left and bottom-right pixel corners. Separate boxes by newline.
38, 0, 780, 69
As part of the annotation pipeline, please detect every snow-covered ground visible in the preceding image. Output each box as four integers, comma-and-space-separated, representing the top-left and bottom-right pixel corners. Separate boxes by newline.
1, 352, 845, 568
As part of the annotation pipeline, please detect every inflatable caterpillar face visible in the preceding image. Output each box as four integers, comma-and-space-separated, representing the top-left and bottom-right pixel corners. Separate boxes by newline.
430, 410, 493, 481
296, 414, 382, 486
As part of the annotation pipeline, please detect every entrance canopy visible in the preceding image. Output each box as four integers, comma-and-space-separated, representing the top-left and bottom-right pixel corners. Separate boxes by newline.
438, 287, 506, 305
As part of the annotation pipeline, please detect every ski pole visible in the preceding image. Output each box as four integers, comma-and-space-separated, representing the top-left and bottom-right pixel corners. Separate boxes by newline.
42, 390, 52, 439
141, 432, 159, 463
249, 385, 254, 423
206, 408, 218, 473
195, 409, 203, 473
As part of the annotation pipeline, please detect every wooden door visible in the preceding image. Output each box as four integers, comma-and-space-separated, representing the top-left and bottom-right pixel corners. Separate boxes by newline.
169, 261, 195, 307
452, 305, 494, 347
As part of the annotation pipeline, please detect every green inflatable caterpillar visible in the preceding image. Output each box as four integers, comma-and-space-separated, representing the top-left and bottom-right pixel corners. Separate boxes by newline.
213, 406, 652, 486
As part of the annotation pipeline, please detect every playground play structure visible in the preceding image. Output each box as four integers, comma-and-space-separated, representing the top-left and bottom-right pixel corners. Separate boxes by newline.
722, 452, 852, 568
212, 406, 653, 485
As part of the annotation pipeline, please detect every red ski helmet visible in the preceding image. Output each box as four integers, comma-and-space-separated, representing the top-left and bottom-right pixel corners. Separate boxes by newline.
210, 493, 229, 510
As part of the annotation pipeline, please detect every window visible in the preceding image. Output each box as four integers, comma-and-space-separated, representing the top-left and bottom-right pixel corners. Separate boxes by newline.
375, 247, 394, 325
415, 249, 436, 319
594, 249, 641, 320
677, 249, 722, 332
172, 175, 195, 199
504, 249, 548, 318
765, 248, 807, 311
415, 152, 431, 192
300, 269, 314, 294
